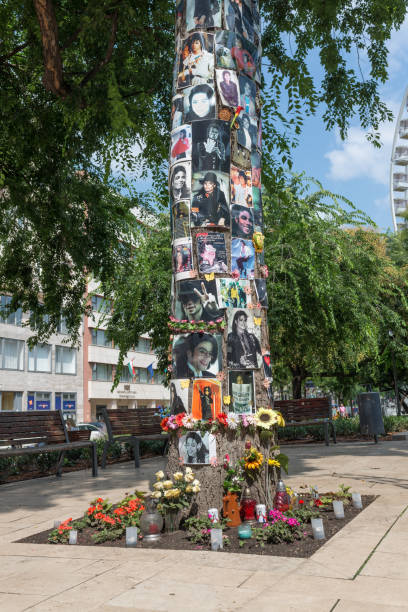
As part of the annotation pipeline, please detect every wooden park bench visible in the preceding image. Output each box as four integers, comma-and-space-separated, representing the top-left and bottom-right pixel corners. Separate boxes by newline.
274, 397, 336, 446
0, 409, 98, 477
100, 406, 167, 469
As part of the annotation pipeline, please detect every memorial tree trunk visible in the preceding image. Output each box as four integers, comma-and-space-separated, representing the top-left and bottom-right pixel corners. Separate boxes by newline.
165, 0, 278, 517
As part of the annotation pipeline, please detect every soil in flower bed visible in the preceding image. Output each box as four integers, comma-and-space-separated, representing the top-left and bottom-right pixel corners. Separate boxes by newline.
17, 495, 376, 558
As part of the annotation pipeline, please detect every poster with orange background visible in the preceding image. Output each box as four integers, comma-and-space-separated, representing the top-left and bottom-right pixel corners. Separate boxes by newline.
192, 379, 222, 420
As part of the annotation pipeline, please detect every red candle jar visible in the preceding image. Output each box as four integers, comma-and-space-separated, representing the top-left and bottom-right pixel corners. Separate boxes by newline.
240, 487, 257, 521
273, 479, 290, 512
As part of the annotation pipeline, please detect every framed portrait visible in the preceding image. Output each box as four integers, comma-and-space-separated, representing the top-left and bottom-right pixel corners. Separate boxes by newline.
197, 232, 228, 274
216, 68, 240, 108
183, 83, 216, 122
227, 308, 262, 369
231, 204, 254, 239
231, 237, 255, 279
216, 278, 251, 309
191, 378, 222, 419
174, 279, 222, 321
170, 380, 189, 415
172, 333, 223, 379
170, 124, 192, 166
215, 30, 236, 70
172, 238, 195, 281
179, 431, 216, 464
228, 370, 255, 413
238, 75, 256, 117
172, 201, 191, 240
191, 170, 230, 227
169, 162, 191, 205
177, 33, 214, 90
255, 278, 268, 308
186, 0, 221, 32
236, 113, 257, 151
192, 119, 230, 174
230, 166, 252, 207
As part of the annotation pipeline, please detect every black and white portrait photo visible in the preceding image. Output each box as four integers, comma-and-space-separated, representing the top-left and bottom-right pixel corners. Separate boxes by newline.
174, 279, 222, 321
239, 75, 256, 117
169, 162, 191, 205
170, 380, 189, 415
197, 232, 228, 274
192, 119, 230, 173
177, 33, 214, 89
227, 308, 262, 369
186, 0, 221, 31
179, 431, 216, 464
236, 113, 257, 151
173, 238, 195, 281
191, 171, 230, 227
184, 84, 216, 122
255, 278, 268, 308
231, 204, 254, 239
172, 333, 223, 378
170, 124, 192, 165
229, 370, 255, 413
215, 30, 236, 70
216, 68, 240, 108
172, 201, 190, 240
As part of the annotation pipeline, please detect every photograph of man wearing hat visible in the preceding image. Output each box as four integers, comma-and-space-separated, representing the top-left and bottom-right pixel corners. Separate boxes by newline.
191, 171, 230, 227
177, 280, 222, 322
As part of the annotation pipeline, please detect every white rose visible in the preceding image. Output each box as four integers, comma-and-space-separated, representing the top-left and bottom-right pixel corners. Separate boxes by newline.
155, 470, 165, 480
192, 485, 200, 493
163, 480, 173, 489
192, 479, 200, 487
164, 489, 174, 498
153, 482, 164, 490
151, 491, 162, 499
173, 472, 184, 481
185, 467, 193, 474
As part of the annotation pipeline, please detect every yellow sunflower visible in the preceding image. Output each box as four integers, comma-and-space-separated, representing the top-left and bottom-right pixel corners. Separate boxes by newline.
254, 407, 279, 430
268, 458, 281, 467
243, 447, 264, 471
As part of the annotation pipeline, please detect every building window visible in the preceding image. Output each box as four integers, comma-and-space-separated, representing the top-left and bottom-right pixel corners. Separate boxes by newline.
139, 368, 148, 383
92, 363, 113, 381
135, 338, 151, 353
120, 366, 132, 382
0, 295, 22, 326
91, 328, 111, 347
28, 391, 51, 410
91, 296, 111, 313
28, 344, 51, 372
154, 370, 164, 384
55, 346, 76, 375
0, 338, 24, 370
56, 392, 77, 412
56, 316, 68, 335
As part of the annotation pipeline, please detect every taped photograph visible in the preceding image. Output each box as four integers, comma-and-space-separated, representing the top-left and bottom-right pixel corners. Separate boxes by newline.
263, 351, 272, 380
197, 232, 228, 274
191, 379, 222, 419
216, 278, 251, 309
242, 0, 255, 42
169, 162, 191, 205
177, 32, 214, 89
184, 83, 216, 122
229, 370, 255, 413
192, 119, 230, 173
231, 238, 255, 279
251, 150, 261, 189
170, 380, 189, 415
172, 201, 190, 240
170, 124, 192, 165
239, 75, 256, 117
171, 94, 185, 130
173, 238, 195, 281
191, 171, 230, 227
255, 278, 268, 308
186, 0, 221, 31
231, 204, 254, 239
216, 69, 240, 108
224, 0, 244, 37
236, 113, 257, 151
172, 333, 223, 378
227, 308, 262, 369
230, 165, 252, 206
179, 431, 216, 464
231, 35, 257, 79
174, 279, 222, 321
215, 30, 236, 69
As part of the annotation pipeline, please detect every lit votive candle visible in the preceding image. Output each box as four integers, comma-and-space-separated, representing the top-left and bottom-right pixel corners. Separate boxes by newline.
311, 518, 325, 540
208, 508, 219, 523
333, 500, 345, 519
68, 529, 78, 545
210, 528, 223, 551
352, 493, 363, 509
126, 526, 138, 547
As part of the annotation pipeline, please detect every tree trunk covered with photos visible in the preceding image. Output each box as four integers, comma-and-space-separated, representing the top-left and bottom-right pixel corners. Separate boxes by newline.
166, 0, 277, 517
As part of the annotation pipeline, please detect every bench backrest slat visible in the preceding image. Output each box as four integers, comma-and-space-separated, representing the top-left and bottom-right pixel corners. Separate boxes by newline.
274, 398, 331, 422
102, 407, 162, 440
0, 410, 68, 447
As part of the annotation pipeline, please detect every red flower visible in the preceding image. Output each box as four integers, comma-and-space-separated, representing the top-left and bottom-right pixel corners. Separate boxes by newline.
161, 417, 169, 431
175, 413, 185, 427
87, 506, 96, 515
216, 412, 228, 426
96, 498, 104, 503
314, 499, 323, 507
298, 500, 304, 505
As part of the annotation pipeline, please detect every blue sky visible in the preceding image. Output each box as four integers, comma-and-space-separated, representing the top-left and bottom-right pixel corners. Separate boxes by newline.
288, 18, 408, 232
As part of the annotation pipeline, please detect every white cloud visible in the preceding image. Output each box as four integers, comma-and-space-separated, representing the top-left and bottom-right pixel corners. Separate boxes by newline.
373, 195, 390, 210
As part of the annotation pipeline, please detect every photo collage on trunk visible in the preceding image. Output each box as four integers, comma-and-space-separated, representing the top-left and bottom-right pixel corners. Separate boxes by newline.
169, 0, 269, 463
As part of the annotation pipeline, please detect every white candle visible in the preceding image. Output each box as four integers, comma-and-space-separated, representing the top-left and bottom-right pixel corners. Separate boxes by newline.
68, 530, 78, 545
126, 526, 138, 547
210, 528, 223, 551
352, 493, 363, 509
333, 500, 345, 519
311, 518, 325, 540
208, 508, 219, 523
256, 504, 266, 523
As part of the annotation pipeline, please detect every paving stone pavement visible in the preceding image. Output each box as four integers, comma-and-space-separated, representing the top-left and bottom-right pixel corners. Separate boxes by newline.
1, 441, 408, 611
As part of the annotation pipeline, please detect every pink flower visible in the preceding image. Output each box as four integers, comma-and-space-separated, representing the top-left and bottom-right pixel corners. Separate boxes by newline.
244, 286, 252, 294
231, 269, 240, 280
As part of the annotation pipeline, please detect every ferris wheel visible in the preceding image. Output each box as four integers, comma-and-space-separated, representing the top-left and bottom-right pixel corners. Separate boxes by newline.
390, 85, 408, 231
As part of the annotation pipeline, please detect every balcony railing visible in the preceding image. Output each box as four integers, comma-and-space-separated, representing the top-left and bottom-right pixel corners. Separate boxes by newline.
393, 147, 408, 165
399, 119, 408, 139
393, 173, 408, 191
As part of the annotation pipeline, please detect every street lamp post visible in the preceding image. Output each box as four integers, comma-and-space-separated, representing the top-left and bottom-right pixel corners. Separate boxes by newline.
388, 330, 401, 416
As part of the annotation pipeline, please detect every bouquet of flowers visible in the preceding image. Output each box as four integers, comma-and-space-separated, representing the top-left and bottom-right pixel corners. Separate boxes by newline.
151, 468, 201, 514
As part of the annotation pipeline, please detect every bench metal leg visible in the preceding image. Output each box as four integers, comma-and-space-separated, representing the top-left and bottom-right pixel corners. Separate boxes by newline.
101, 440, 109, 469
324, 422, 329, 446
56, 451, 65, 477
332, 423, 337, 444
133, 439, 140, 468
91, 443, 98, 477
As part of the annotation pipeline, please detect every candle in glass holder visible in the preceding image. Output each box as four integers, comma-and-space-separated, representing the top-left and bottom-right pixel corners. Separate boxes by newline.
126, 526, 138, 547
256, 504, 266, 523
351, 493, 363, 509
311, 518, 325, 540
210, 528, 223, 551
69, 530, 78, 545
333, 500, 345, 519
237, 522, 252, 539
